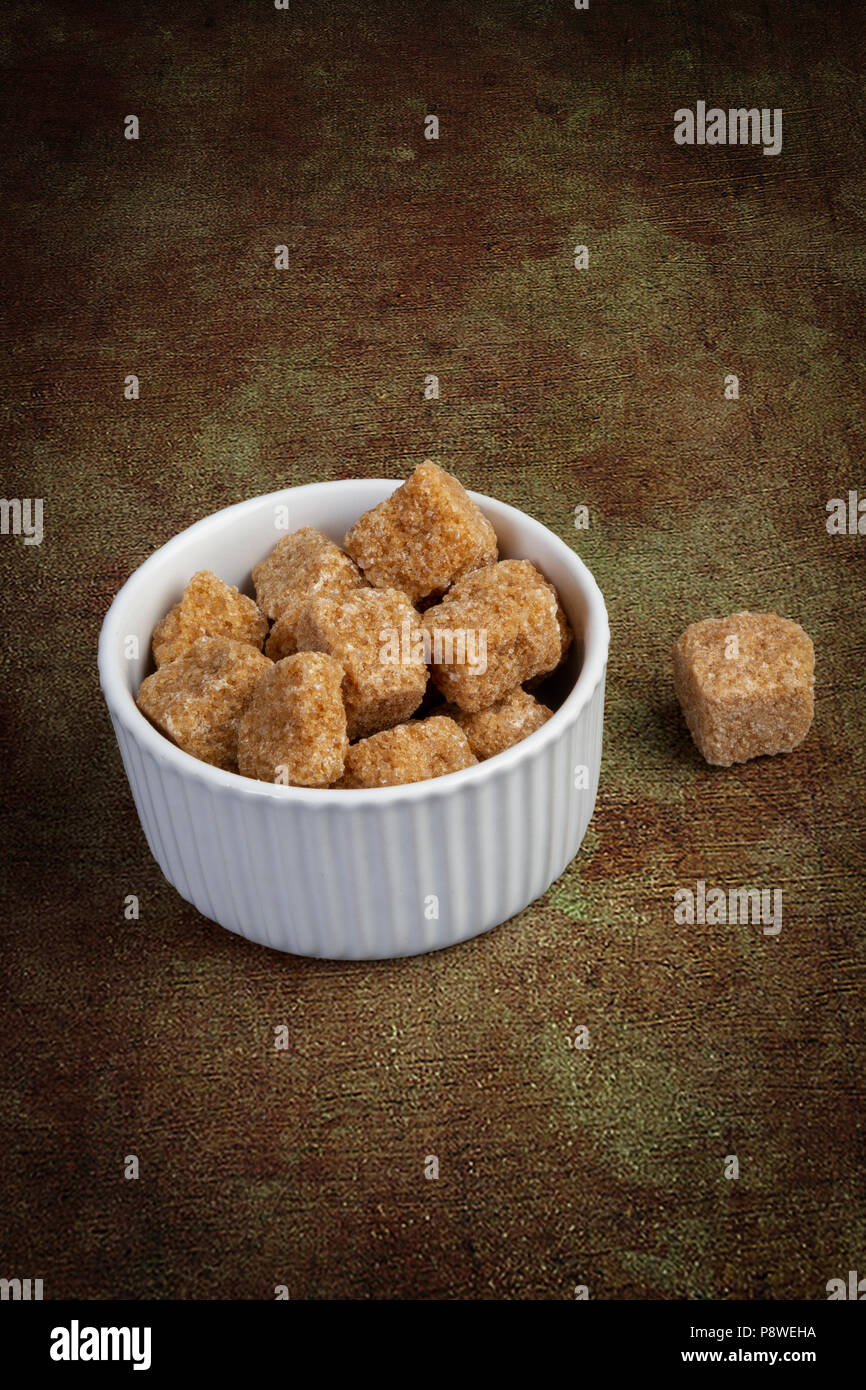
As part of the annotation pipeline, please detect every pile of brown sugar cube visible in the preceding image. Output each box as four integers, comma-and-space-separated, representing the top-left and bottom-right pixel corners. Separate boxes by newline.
137, 462, 573, 788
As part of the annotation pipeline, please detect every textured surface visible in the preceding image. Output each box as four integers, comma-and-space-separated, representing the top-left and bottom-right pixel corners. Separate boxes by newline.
1, 0, 865, 1300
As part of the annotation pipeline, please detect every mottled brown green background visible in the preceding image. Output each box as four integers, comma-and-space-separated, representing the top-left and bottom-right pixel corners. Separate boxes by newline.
1, 0, 864, 1300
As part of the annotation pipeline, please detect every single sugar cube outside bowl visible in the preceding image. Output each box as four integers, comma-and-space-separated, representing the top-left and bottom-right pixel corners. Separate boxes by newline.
673, 611, 815, 766
98, 478, 610, 959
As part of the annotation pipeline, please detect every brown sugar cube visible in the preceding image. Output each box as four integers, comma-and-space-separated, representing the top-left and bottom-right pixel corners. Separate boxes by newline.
137, 636, 272, 771
152, 570, 267, 666
338, 716, 477, 788
673, 611, 815, 766
266, 592, 335, 662
442, 687, 553, 760
237, 652, 347, 786
422, 559, 572, 712
343, 460, 498, 604
296, 588, 428, 739
553, 595, 573, 661
253, 527, 365, 624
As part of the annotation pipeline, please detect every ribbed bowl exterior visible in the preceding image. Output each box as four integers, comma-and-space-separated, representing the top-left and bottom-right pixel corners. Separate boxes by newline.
108, 669, 605, 959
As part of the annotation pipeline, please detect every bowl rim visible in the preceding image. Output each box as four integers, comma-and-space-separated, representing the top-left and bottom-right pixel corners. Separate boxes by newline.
98, 479, 610, 804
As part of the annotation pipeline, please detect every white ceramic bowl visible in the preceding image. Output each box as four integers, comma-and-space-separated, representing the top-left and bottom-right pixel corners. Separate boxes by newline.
98, 481, 609, 959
